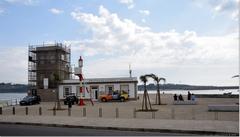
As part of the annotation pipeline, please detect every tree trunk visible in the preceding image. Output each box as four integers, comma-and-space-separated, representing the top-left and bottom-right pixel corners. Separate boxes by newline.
157, 83, 161, 105
56, 86, 61, 110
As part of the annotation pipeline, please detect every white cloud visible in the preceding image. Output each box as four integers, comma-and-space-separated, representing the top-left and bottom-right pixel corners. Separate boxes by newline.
4, 0, 38, 5
139, 10, 150, 16
196, 0, 239, 21
119, 0, 135, 9
0, 47, 28, 84
49, 8, 64, 15
69, 6, 238, 86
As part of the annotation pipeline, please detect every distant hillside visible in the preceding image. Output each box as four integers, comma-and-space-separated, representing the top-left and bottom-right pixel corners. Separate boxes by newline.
0, 82, 238, 93
138, 83, 238, 91
0, 83, 28, 93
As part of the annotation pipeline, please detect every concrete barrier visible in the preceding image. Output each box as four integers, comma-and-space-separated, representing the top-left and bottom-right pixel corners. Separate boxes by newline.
173, 101, 197, 105
208, 105, 239, 112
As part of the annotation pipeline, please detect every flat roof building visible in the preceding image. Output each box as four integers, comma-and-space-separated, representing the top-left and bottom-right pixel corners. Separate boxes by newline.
59, 77, 138, 101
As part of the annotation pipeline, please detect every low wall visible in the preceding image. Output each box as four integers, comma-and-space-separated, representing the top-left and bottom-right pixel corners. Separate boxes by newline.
195, 94, 239, 98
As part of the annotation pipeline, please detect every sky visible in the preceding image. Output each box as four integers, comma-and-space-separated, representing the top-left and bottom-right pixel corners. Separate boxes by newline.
0, 0, 239, 86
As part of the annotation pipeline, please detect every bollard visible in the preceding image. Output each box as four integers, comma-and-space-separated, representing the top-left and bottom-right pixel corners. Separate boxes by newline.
191, 108, 195, 120
25, 107, 28, 115
83, 107, 86, 117
68, 108, 71, 116
214, 112, 218, 120
133, 108, 136, 118
53, 108, 56, 116
99, 108, 102, 118
0, 107, 2, 115
12, 107, 15, 115
115, 108, 119, 118
39, 107, 42, 116
152, 111, 155, 119
171, 108, 175, 119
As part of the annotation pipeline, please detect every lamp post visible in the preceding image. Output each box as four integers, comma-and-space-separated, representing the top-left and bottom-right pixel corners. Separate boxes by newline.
75, 56, 85, 106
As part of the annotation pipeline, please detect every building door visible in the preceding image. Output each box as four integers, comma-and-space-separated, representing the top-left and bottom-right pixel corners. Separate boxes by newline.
95, 90, 98, 100
91, 86, 99, 100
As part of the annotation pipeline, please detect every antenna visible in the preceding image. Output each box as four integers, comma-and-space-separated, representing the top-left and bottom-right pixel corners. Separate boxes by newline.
129, 64, 132, 78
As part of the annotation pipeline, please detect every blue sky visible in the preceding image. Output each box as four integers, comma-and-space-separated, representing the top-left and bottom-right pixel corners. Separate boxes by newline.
0, 0, 239, 86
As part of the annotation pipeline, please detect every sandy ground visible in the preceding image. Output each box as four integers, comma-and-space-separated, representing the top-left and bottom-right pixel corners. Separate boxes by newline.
1, 94, 239, 121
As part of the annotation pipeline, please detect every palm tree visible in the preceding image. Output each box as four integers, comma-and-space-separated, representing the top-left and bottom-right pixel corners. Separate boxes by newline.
53, 73, 61, 110
232, 75, 239, 78
140, 74, 152, 111
150, 74, 166, 105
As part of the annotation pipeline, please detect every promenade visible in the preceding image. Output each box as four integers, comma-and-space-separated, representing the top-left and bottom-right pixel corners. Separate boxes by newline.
0, 94, 239, 135
0, 115, 238, 135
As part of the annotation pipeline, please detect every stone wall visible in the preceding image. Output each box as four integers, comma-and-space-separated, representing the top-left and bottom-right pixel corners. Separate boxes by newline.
37, 89, 57, 102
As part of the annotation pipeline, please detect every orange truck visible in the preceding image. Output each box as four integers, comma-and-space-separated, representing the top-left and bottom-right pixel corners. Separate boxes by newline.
100, 91, 129, 102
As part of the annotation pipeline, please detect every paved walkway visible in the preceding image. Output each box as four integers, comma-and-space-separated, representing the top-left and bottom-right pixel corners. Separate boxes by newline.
0, 115, 238, 135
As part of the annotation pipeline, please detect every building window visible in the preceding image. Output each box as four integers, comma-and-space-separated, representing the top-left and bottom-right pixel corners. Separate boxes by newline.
120, 85, 129, 94
105, 85, 114, 94
64, 86, 72, 97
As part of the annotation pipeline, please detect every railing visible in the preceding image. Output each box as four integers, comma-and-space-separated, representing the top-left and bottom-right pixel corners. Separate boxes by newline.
0, 98, 22, 107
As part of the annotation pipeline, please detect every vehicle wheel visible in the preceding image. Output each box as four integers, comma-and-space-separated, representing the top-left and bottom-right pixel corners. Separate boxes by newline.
101, 98, 107, 102
120, 97, 125, 102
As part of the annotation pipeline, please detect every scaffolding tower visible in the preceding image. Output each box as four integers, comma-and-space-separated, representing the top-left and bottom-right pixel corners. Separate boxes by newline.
28, 43, 71, 95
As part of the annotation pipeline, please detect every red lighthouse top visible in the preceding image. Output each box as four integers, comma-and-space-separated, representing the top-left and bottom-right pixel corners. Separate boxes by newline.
79, 56, 83, 61
78, 56, 83, 67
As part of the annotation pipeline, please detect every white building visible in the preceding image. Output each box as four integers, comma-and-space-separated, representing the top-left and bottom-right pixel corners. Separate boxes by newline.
58, 77, 138, 101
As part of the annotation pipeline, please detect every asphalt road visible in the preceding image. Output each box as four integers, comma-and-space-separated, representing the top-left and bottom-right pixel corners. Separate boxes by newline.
0, 124, 197, 136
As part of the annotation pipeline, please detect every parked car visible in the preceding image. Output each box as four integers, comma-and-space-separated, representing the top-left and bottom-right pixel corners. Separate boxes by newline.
20, 95, 40, 106
64, 95, 78, 105
100, 91, 129, 102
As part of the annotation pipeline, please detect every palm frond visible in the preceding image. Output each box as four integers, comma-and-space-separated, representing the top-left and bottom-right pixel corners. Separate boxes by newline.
232, 75, 239, 78
140, 75, 148, 83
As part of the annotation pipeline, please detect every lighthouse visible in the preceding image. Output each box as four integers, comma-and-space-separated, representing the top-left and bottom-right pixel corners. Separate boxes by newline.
74, 56, 85, 106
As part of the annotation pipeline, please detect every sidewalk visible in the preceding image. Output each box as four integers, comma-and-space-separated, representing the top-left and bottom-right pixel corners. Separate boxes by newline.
0, 115, 238, 135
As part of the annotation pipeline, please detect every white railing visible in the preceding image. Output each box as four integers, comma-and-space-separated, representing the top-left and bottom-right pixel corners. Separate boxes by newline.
0, 98, 21, 107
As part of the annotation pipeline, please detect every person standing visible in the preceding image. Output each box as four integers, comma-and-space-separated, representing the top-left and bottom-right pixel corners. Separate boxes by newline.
179, 94, 184, 101
173, 94, 178, 101
191, 93, 196, 101
187, 91, 191, 100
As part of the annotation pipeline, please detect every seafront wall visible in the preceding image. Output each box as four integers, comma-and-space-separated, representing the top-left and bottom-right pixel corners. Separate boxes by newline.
195, 94, 239, 98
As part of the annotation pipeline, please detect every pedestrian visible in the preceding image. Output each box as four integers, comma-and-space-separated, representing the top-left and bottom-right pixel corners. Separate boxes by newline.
191, 93, 196, 101
173, 94, 177, 101
179, 94, 184, 101
187, 91, 191, 100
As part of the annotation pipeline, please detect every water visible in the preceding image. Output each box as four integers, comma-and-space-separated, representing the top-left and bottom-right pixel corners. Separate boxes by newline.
138, 89, 239, 95
0, 92, 27, 106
